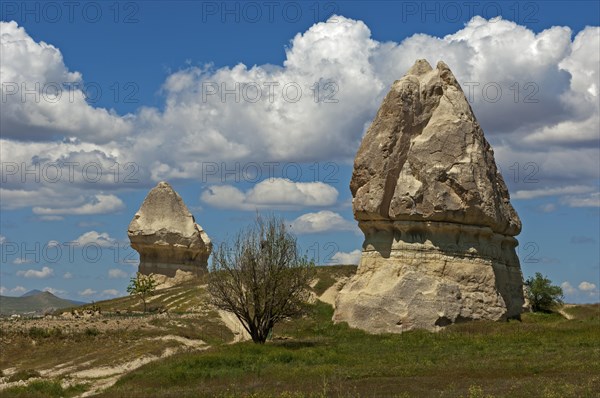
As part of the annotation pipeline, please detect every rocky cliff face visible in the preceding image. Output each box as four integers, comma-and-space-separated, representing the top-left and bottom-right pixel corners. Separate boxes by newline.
128, 182, 212, 277
333, 60, 525, 332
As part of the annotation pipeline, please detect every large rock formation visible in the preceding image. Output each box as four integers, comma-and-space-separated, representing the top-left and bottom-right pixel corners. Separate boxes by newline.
128, 182, 212, 277
333, 60, 525, 332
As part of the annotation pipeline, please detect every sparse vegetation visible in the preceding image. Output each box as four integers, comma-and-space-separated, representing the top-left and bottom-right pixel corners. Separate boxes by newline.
7, 368, 41, 382
101, 301, 600, 398
127, 272, 158, 312
209, 214, 315, 343
312, 265, 356, 296
84, 327, 100, 336
27, 326, 62, 339
0, 278, 234, 397
2, 266, 598, 398
1, 380, 88, 397
84, 301, 102, 313
525, 272, 564, 312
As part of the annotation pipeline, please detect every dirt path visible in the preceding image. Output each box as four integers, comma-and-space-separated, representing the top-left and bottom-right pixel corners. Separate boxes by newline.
69, 313, 247, 396
0, 332, 208, 397
72, 336, 208, 397
558, 305, 575, 320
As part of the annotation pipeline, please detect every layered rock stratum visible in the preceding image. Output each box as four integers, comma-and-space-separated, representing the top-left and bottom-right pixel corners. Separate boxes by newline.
128, 181, 212, 277
333, 60, 525, 332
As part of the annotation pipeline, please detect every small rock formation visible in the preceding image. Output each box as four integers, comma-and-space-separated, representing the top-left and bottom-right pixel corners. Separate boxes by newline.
333, 60, 525, 332
152, 269, 197, 290
128, 181, 212, 277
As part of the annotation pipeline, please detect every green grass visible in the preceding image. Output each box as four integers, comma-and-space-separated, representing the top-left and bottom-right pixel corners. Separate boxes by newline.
1, 276, 232, 393
55, 277, 211, 315
561, 304, 600, 320
98, 302, 600, 398
147, 314, 234, 345
3, 267, 597, 398
1, 380, 88, 398
312, 265, 357, 296
0, 317, 233, 374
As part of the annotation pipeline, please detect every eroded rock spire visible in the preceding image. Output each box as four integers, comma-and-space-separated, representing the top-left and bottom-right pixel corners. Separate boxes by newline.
128, 181, 212, 277
334, 60, 525, 332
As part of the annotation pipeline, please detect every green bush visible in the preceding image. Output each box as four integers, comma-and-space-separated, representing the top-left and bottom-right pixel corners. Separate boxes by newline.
127, 272, 158, 312
27, 327, 50, 339
84, 327, 100, 336
209, 214, 315, 344
525, 272, 564, 312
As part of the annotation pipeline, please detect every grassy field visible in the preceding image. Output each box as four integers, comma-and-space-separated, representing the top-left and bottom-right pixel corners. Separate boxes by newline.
2, 266, 599, 398
0, 280, 233, 372
0, 278, 234, 397
96, 303, 599, 398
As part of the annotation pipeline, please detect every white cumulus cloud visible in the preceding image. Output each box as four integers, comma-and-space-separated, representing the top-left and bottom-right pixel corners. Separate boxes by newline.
78, 288, 97, 297
561, 281, 577, 296
560, 192, 600, 208
328, 249, 362, 265
43, 287, 66, 296
102, 289, 120, 297
16, 266, 54, 279
578, 281, 597, 292
201, 179, 338, 210
0, 285, 27, 295
108, 268, 128, 279
290, 211, 356, 234
0, 17, 598, 215
12, 286, 27, 295
512, 185, 595, 200
74, 231, 117, 247
562, 280, 599, 300
32, 194, 124, 215
0, 21, 133, 143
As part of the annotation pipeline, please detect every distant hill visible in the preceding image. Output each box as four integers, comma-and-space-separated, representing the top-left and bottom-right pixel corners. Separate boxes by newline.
0, 291, 87, 315
0, 265, 358, 316
20, 289, 44, 297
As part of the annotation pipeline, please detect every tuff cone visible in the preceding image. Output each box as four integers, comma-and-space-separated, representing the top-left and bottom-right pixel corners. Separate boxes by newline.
128, 181, 212, 277
334, 60, 525, 332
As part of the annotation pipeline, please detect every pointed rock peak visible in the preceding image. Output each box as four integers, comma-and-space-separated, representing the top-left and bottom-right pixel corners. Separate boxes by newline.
351, 59, 521, 236
129, 181, 196, 236
336, 59, 526, 333
406, 59, 433, 76
436, 60, 450, 71
128, 181, 212, 277
436, 61, 460, 86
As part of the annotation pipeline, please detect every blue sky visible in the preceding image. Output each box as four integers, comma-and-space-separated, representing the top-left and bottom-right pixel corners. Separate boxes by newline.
0, 1, 598, 303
